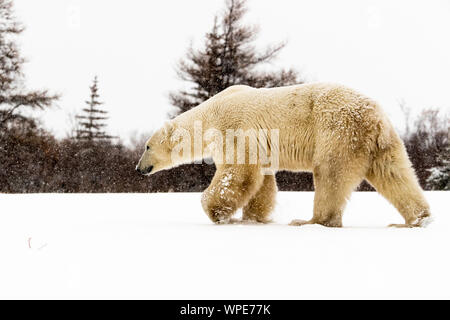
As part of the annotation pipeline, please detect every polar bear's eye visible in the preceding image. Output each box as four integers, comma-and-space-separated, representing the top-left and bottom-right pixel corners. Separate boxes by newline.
146, 146, 150, 151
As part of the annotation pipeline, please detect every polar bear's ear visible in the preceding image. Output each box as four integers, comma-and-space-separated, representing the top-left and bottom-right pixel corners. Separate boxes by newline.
160, 121, 175, 143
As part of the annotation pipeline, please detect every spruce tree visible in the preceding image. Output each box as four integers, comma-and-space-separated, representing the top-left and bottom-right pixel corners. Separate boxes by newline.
166, 0, 312, 192
76, 76, 113, 142
170, 0, 301, 115
0, 0, 58, 129
426, 144, 450, 190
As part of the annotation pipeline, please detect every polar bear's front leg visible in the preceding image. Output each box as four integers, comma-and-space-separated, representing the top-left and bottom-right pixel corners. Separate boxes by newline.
201, 165, 263, 224
242, 174, 277, 223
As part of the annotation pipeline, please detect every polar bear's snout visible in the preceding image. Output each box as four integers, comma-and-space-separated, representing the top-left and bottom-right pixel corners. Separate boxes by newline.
136, 141, 156, 175
136, 164, 153, 175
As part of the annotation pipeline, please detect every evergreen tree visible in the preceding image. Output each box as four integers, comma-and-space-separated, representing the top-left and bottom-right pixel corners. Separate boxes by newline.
0, 0, 58, 130
170, 0, 301, 115
76, 76, 113, 142
426, 144, 450, 190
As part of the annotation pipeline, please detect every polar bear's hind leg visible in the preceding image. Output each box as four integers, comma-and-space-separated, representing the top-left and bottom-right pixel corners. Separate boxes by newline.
366, 145, 431, 228
290, 159, 367, 228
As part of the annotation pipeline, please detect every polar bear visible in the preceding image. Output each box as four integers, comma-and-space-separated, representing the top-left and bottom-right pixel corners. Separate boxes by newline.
136, 83, 431, 228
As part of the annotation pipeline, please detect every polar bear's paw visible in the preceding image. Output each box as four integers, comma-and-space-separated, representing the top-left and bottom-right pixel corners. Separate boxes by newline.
389, 215, 433, 228
289, 219, 313, 226
225, 218, 271, 225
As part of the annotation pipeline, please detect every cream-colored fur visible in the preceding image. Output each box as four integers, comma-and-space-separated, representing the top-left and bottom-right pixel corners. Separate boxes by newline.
136, 83, 431, 228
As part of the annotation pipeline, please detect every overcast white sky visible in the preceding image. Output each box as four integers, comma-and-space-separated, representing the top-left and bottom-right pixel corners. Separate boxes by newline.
13, 0, 450, 142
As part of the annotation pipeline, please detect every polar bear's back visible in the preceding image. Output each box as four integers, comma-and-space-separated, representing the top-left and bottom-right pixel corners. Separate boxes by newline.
206, 83, 390, 135
203, 83, 396, 168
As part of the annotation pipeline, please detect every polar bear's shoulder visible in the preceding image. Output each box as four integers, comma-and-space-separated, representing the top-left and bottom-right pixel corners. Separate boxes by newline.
215, 85, 253, 98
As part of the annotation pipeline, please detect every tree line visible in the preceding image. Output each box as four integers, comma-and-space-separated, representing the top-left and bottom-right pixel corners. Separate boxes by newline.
0, 0, 448, 193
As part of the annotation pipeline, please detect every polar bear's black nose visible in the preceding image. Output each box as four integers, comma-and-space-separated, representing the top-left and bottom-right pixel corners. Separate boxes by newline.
137, 165, 153, 175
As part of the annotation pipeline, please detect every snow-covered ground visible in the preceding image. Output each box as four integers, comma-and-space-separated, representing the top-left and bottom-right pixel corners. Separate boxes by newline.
0, 191, 448, 299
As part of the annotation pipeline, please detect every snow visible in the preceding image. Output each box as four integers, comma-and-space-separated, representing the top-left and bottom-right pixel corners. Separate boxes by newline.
0, 191, 449, 299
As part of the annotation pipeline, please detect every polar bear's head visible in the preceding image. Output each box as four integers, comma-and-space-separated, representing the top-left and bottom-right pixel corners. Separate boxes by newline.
135, 121, 177, 175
